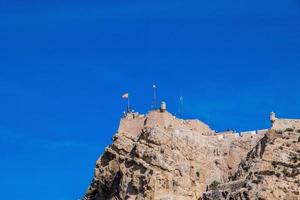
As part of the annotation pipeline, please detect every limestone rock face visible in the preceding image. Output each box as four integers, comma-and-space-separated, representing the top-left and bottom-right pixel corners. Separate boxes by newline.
83, 111, 268, 200
202, 120, 300, 200
83, 111, 300, 200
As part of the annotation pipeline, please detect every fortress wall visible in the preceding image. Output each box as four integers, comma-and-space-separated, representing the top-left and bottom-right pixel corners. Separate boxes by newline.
118, 114, 146, 139
240, 131, 256, 135
271, 119, 300, 131
215, 129, 269, 139
119, 110, 216, 142
256, 129, 269, 135
145, 111, 214, 136
216, 131, 234, 135
118, 110, 273, 143
184, 119, 213, 135
145, 110, 176, 128
214, 131, 237, 140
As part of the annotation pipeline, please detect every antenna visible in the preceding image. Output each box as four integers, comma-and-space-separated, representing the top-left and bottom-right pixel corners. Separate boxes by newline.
152, 84, 157, 109
127, 94, 130, 113
179, 95, 184, 118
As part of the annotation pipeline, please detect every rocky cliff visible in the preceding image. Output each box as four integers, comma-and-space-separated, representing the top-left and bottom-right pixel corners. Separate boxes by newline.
202, 119, 300, 200
82, 110, 299, 200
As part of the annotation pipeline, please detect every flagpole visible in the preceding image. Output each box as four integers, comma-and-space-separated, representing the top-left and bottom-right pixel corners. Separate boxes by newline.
127, 94, 130, 113
122, 93, 130, 114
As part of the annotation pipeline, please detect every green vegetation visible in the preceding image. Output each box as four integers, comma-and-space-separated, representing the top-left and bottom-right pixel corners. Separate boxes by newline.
209, 180, 221, 190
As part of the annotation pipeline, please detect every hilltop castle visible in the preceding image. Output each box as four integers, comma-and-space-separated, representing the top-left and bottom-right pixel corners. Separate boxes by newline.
83, 102, 300, 200
120, 101, 299, 141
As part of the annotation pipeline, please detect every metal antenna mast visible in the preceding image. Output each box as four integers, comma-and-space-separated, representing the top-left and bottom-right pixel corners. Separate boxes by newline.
179, 95, 184, 118
127, 94, 130, 113
152, 84, 157, 109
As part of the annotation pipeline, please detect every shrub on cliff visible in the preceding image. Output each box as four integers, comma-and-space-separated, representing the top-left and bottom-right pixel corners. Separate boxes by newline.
209, 180, 221, 190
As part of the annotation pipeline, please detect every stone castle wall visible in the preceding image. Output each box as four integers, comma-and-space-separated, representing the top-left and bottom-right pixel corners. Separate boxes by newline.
272, 118, 300, 131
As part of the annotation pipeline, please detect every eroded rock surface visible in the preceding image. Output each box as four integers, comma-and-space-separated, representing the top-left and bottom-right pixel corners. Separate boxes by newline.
202, 119, 300, 200
82, 111, 299, 200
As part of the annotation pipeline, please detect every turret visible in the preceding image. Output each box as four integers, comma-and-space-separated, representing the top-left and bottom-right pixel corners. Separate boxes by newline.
160, 101, 167, 112
270, 112, 276, 125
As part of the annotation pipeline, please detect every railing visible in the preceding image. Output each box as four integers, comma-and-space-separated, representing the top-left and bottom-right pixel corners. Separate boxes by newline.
215, 129, 269, 139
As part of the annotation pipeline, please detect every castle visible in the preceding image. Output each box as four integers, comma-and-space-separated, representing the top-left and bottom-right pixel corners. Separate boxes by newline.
83, 101, 300, 200
119, 101, 299, 141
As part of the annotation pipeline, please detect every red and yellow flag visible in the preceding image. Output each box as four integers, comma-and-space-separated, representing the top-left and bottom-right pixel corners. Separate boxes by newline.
122, 93, 129, 99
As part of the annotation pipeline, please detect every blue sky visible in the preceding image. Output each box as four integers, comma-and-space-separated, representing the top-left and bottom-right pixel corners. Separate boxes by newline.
0, 1, 300, 199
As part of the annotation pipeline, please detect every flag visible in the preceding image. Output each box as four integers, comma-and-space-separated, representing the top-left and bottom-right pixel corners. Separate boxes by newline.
122, 93, 129, 99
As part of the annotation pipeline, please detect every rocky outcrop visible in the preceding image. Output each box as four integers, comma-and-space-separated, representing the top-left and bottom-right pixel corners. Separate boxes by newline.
82, 110, 265, 200
202, 120, 300, 200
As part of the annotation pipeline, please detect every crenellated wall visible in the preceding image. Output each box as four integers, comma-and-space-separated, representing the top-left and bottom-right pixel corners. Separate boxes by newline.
271, 118, 300, 131
118, 110, 215, 139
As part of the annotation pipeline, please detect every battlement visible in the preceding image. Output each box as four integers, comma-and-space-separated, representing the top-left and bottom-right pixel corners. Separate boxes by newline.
117, 109, 300, 141
271, 118, 300, 131
118, 112, 146, 139
268, 111, 300, 131
213, 129, 268, 140
117, 109, 215, 139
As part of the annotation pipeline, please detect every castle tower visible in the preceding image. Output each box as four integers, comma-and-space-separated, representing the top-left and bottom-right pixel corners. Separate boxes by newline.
160, 101, 166, 112
270, 112, 276, 124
